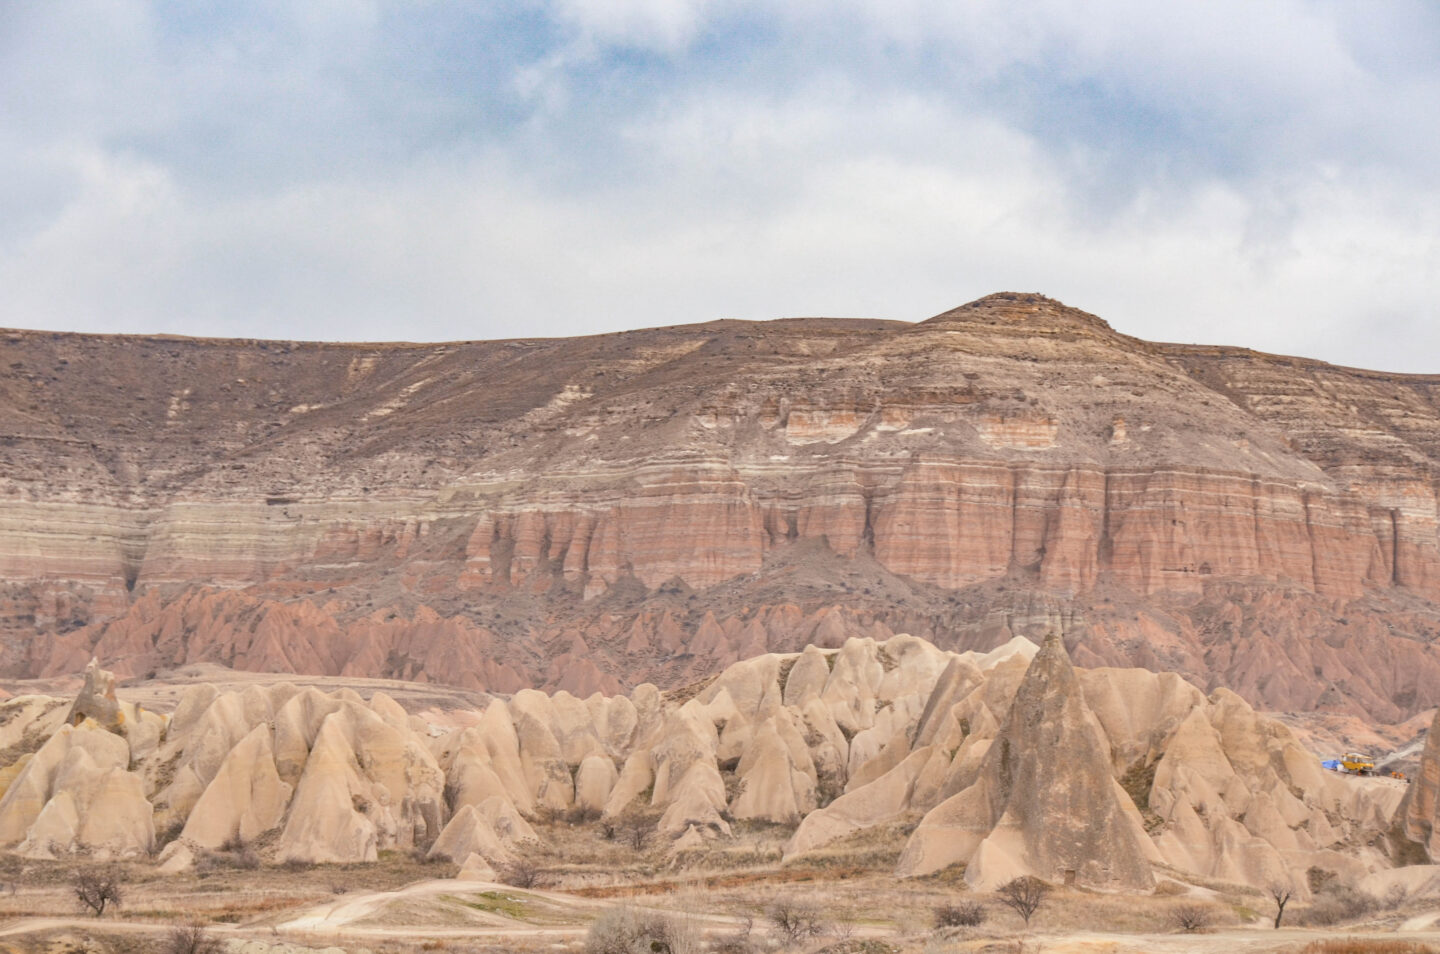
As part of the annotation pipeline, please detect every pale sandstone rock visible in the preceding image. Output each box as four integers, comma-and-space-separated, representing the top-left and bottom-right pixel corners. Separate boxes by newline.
181, 724, 292, 848
1359, 865, 1440, 899
1397, 708, 1440, 860
65, 659, 122, 732
0, 630, 1418, 893
897, 631, 1155, 890
0, 722, 131, 846
574, 754, 618, 812
429, 804, 517, 867
278, 714, 378, 864
785, 746, 932, 858
730, 722, 815, 824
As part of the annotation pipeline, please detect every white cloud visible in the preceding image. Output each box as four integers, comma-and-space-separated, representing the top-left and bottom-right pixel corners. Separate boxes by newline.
0, 1, 1438, 373
545, 0, 716, 52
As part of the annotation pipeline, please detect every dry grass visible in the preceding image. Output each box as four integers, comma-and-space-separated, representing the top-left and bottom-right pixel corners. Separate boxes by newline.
1295, 942, 1439, 954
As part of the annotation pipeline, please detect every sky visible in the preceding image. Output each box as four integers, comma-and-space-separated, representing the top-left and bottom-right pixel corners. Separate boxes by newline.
2, 2, 1439, 372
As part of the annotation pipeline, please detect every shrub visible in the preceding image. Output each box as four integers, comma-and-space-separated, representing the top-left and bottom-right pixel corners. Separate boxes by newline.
1298, 885, 1379, 927
501, 859, 540, 888
934, 901, 986, 928
164, 923, 221, 954
625, 820, 652, 851
585, 905, 700, 954
767, 901, 829, 943
1168, 903, 1212, 933
196, 844, 260, 874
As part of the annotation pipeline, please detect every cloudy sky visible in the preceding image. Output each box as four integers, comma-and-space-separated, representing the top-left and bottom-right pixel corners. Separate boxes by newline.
3, 1, 1439, 371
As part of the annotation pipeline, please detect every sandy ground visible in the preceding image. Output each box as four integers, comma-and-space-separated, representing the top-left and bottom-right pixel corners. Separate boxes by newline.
2, 875, 1439, 953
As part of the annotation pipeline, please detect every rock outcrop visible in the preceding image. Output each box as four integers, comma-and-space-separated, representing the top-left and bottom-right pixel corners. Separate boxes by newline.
0, 628, 1414, 895
894, 631, 1156, 889
2, 294, 1439, 723
1396, 708, 1440, 861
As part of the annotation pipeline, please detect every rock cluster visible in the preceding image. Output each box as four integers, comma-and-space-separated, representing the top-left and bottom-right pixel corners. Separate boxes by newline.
0, 638, 1413, 897
893, 630, 1156, 889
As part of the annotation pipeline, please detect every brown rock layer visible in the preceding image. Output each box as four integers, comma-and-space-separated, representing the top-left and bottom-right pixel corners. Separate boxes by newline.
2, 294, 1438, 719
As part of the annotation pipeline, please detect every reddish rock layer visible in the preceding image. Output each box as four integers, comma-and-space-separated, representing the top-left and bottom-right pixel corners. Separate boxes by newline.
2, 294, 1438, 719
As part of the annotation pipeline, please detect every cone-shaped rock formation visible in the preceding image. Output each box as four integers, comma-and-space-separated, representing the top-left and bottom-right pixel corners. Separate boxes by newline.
896, 630, 1155, 889
1397, 709, 1440, 861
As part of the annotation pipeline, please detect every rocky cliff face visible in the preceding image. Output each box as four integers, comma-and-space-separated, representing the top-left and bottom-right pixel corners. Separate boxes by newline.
3, 294, 1439, 720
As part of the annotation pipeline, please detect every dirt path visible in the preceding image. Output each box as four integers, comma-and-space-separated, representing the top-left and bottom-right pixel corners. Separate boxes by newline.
274, 876, 756, 939
5, 884, 1440, 953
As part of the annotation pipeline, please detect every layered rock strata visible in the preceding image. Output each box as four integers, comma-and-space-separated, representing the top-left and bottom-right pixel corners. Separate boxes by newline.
3, 294, 1439, 720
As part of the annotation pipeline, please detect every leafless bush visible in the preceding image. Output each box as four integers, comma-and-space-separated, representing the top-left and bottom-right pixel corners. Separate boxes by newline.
1297, 884, 1379, 927
566, 805, 602, 825
585, 905, 700, 954
767, 900, 829, 943
73, 867, 124, 917
934, 901, 986, 928
996, 876, 1049, 928
501, 859, 540, 888
1168, 903, 1213, 933
196, 844, 260, 874
164, 922, 221, 954
1383, 883, 1410, 909
625, 820, 652, 851
710, 914, 756, 954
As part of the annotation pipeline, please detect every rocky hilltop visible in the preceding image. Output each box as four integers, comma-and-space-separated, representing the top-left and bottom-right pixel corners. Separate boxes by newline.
3, 293, 1439, 720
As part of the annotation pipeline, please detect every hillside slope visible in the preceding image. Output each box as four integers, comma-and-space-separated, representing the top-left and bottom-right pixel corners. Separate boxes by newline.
3, 293, 1438, 719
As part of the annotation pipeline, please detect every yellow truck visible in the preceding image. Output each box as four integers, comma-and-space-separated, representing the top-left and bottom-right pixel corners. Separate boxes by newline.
1339, 753, 1375, 776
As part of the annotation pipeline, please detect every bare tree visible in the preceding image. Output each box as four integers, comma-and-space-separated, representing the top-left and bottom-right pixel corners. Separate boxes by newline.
73, 868, 124, 917
996, 877, 1049, 929
165, 922, 221, 954
1269, 883, 1293, 929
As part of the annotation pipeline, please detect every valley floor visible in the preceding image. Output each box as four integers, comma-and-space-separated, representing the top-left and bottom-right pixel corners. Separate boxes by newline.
1, 842, 1438, 954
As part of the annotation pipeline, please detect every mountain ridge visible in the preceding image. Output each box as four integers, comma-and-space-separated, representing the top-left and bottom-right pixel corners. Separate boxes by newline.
2, 294, 1437, 722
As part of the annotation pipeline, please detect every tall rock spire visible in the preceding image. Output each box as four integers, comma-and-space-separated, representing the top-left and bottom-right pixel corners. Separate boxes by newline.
897, 628, 1156, 889
1396, 708, 1440, 862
